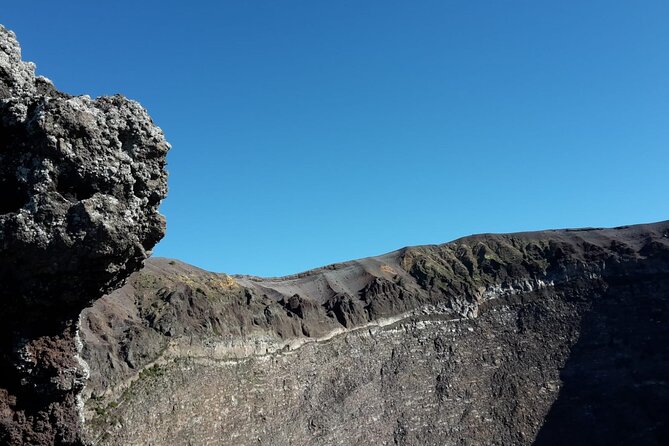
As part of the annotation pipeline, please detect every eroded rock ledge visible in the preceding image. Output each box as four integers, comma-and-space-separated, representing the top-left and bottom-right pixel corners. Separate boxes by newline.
81, 221, 669, 445
0, 25, 168, 445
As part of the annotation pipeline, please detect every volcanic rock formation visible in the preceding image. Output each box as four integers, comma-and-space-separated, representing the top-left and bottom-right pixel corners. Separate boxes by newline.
80, 221, 669, 445
0, 25, 169, 445
3, 23, 669, 446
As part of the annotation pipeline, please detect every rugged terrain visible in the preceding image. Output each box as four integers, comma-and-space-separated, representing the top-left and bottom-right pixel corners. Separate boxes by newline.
0, 25, 168, 445
3, 22, 669, 446
80, 221, 669, 445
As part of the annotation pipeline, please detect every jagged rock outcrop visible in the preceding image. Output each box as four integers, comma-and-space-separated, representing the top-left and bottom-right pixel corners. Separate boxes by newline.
80, 221, 669, 445
0, 25, 168, 445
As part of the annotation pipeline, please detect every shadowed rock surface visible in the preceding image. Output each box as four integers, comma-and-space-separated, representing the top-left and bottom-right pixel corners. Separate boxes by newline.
0, 25, 168, 445
81, 221, 669, 445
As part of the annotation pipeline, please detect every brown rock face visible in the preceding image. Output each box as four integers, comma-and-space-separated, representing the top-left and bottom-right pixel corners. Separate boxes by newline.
0, 25, 169, 445
80, 221, 669, 445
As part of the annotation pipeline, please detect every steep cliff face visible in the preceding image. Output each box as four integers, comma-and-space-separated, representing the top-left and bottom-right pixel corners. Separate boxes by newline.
81, 221, 669, 445
0, 25, 169, 445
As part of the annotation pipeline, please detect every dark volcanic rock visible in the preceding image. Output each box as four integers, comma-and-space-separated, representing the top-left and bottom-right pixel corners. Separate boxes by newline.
80, 221, 669, 445
0, 25, 168, 445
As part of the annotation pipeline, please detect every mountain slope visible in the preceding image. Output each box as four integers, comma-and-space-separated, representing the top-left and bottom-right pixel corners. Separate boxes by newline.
80, 221, 669, 445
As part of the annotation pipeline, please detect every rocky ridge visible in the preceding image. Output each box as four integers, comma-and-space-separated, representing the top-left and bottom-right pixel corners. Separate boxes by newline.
81, 221, 669, 445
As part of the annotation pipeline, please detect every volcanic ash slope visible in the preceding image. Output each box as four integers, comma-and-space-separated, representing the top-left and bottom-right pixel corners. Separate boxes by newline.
81, 221, 669, 446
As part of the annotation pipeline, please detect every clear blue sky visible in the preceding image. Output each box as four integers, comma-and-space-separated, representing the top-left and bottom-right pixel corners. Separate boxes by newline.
3, 1, 668, 276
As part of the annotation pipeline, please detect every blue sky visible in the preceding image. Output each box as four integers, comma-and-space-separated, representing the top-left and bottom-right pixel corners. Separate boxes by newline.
3, 1, 668, 276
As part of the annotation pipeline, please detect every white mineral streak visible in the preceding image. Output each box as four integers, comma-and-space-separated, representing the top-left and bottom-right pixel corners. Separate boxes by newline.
74, 315, 92, 426
481, 278, 556, 302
